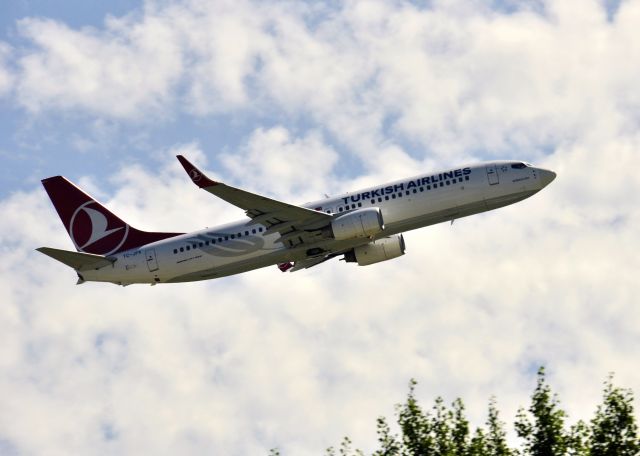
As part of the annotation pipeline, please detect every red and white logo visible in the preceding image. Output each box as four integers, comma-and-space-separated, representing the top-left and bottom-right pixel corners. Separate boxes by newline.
69, 202, 129, 255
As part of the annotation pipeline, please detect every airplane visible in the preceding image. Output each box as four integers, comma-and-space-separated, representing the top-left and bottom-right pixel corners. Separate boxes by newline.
37, 156, 556, 286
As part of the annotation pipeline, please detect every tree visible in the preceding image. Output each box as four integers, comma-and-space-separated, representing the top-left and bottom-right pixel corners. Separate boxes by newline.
468, 428, 488, 456
372, 417, 402, 456
397, 379, 435, 455
311, 369, 639, 456
431, 396, 455, 455
566, 420, 589, 456
515, 367, 567, 456
589, 374, 639, 456
451, 398, 470, 455
486, 397, 512, 456
326, 436, 364, 456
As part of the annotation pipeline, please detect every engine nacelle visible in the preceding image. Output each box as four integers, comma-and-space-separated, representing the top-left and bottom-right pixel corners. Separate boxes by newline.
331, 207, 384, 240
345, 234, 406, 266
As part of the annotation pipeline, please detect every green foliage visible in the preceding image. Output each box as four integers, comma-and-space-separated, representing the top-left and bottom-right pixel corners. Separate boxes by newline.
326, 436, 365, 456
566, 420, 590, 456
372, 417, 402, 456
275, 368, 639, 456
451, 398, 470, 455
589, 374, 639, 456
515, 367, 567, 456
397, 379, 435, 455
486, 397, 512, 456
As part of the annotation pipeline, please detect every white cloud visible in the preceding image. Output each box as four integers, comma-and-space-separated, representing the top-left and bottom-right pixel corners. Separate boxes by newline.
2, 0, 640, 454
16, 15, 183, 119
2, 134, 639, 453
8, 0, 640, 169
220, 126, 339, 200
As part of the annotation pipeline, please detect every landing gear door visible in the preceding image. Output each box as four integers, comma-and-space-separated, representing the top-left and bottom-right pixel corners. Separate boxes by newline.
486, 165, 499, 185
145, 248, 159, 272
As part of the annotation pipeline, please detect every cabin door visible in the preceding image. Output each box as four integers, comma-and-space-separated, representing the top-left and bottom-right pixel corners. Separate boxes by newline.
486, 165, 499, 185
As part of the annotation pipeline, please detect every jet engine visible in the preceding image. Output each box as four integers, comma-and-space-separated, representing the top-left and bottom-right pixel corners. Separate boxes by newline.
344, 234, 406, 266
330, 207, 384, 240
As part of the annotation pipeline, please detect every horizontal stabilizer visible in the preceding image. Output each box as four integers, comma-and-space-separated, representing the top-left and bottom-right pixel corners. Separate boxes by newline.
36, 247, 116, 271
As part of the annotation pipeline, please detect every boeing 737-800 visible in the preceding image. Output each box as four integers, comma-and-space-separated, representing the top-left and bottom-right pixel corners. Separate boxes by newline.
37, 156, 556, 285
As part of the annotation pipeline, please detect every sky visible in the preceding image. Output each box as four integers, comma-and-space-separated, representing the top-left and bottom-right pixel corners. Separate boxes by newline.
0, 0, 638, 454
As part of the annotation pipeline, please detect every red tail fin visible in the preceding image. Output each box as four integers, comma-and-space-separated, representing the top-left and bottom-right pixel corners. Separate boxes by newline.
41, 176, 183, 255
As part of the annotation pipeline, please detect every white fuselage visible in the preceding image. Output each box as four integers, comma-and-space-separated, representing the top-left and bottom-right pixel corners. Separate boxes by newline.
80, 161, 550, 285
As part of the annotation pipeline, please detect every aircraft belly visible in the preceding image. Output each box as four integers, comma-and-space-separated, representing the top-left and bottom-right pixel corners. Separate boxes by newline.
165, 250, 294, 282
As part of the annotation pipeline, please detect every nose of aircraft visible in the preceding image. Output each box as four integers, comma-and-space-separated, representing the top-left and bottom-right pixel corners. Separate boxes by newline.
538, 168, 557, 187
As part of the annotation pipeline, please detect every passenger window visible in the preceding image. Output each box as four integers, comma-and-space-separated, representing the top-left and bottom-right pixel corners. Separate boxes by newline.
225, 236, 229, 240
440, 182, 444, 187
218, 237, 222, 242
392, 194, 396, 199
245, 231, 249, 236
406, 191, 410, 196
339, 207, 343, 212
371, 199, 375, 204
378, 197, 382, 202
173, 249, 177, 254
230, 234, 235, 239
446, 181, 450, 186
179, 247, 184, 252
419, 187, 424, 192
413, 189, 417, 194
385, 196, 389, 200
186, 245, 190, 251
259, 227, 264, 232
465, 176, 470, 181
358, 202, 362, 207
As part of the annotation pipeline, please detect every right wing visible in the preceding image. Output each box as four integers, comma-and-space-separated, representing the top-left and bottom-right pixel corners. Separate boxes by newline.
177, 155, 333, 247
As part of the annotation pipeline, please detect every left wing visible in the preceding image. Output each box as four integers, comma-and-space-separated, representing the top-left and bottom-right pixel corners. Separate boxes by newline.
177, 155, 332, 247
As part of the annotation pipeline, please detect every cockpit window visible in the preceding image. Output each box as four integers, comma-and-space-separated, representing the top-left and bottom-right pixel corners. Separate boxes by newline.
511, 163, 527, 169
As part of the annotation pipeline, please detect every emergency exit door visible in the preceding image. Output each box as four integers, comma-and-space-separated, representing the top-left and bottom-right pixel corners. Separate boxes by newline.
145, 248, 159, 272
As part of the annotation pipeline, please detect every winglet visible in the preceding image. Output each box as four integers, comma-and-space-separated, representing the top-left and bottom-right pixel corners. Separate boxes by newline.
176, 155, 219, 188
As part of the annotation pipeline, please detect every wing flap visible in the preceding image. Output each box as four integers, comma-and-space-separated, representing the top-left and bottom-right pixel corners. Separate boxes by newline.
37, 247, 116, 271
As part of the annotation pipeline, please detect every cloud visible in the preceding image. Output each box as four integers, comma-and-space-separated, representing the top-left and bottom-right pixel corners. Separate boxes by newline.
15, 15, 183, 119
1, 0, 640, 454
7, 0, 640, 171
220, 126, 339, 200
2, 134, 639, 454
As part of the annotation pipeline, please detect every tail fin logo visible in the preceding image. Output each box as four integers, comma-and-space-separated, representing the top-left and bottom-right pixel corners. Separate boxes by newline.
70, 202, 129, 255
189, 169, 202, 183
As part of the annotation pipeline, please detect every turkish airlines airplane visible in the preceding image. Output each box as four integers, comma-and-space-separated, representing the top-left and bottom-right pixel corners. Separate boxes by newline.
37, 156, 556, 286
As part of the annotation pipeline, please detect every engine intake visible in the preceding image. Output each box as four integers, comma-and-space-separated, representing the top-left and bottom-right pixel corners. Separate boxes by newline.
344, 234, 406, 266
331, 207, 384, 240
